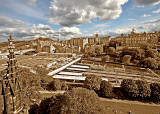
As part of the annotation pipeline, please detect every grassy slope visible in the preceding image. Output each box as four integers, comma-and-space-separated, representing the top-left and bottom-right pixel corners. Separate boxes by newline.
101, 98, 160, 114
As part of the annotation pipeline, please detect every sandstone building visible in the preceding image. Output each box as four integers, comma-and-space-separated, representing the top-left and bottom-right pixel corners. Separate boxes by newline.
65, 34, 111, 53
112, 29, 160, 49
31, 38, 56, 53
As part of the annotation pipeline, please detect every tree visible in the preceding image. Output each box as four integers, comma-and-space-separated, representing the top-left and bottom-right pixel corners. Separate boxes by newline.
101, 55, 110, 62
83, 74, 102, 91
140, 42, 152, 50
122, 55, 132, 65
120, 48, 145, 60
107, 47, 116, 55
121, 79, 139, 99
61, 82, 68, 90
38, 97, 54, 114
35, 67, 49, 81
100, 81, 113, 98
95, 46, 101, 56
17, 67, 41, 89
59, 88, 106, 114
145, 49, 157, 58
17, 68, 42, 105
109, 41, 121, 49
86, 46, 96, 57
141, 57, 158, 69
29, 104, 39, 114
47, 79, 62, 91
150, 83, 160, 103
30, 88, 106, 114
136, 80, 151, 98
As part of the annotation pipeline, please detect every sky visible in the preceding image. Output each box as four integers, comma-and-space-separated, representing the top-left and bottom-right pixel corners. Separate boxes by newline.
0, 0, 160, 42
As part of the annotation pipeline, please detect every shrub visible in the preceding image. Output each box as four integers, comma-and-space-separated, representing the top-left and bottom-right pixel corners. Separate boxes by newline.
90, 64, 105, 70
150, 83, 160, 103
145, 49, 157, 58
140, 43, 151, 50
17, 67, 41, 89
120, 48, 145, 60
38, 97, 55, 114
121, 79, 139, 98
95, 46, 101, 56
101, 57, 106, 63
47, 79, 62, 91
101, 55, 110, 62
17, 68, 42, 105
61, 82, 68, 90
136, 80, 151, 98
141, 57, 158, 69
122, 55, 132, 65
83, 75, 102, 91
29, 104, 39, 114
60, 88, 106, 114
35, 67, 49, 78
86, 46, 96, 57
100, 81, 113, 98
108, 47, 116, 55
30, 88, 106, 114
22, 87, 42, 105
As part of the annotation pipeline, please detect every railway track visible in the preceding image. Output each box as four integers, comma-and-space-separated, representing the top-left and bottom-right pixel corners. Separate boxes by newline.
48, 58, 160, 87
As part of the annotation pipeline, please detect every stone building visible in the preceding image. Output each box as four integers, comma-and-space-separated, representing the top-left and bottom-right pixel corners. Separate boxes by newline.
65, 34, 111, 53
31, 38, 56, 53
112, 29, 159, 48
0, 36, 23, 114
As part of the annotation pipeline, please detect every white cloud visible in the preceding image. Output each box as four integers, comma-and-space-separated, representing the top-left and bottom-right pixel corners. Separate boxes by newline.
35, 24, 52, 30
152, 9, 160, 14
142, 18, 160, 25
59, 27, 80, 34
49, 0, 128, 26
58, 27, 82, 40
0, 0, 44, 19
31, 25, 81, 40
141, 14, 151, 17
84, 18, 160, 37
153, 1, 160, 5
128, 18, 136, 21
0, 16, 82, 41
135, 5, 145, 8
0, 16, 29, 28
134, 0, 160, 5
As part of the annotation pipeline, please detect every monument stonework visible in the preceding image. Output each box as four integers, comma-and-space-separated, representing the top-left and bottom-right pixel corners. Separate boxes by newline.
0, 36, 23, 114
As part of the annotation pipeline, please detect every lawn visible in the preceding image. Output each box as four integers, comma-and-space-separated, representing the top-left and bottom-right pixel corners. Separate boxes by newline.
101, 98, 160, 114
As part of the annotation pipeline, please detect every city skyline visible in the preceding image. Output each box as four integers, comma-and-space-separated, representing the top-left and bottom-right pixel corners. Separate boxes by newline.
0, 0, 160, 42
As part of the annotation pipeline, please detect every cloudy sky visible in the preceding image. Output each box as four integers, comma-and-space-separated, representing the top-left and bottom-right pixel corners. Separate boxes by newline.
0, 0, 160, 42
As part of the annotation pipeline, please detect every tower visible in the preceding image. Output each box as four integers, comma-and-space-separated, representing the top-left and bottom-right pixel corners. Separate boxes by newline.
95, 34, 100, 44
1, 35, 22, 114
131, 28, 135, 34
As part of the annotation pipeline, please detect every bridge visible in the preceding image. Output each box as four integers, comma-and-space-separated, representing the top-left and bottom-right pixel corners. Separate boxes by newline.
0, 48, 35, 59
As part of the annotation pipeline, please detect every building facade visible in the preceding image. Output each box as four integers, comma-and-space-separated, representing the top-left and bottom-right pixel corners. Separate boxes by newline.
112, 29, 160, 48
65, 34, 110, 53
31, 38, 56, 53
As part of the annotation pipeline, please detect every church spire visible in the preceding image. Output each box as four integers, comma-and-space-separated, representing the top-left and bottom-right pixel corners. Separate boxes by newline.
1, 35, 23, 114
